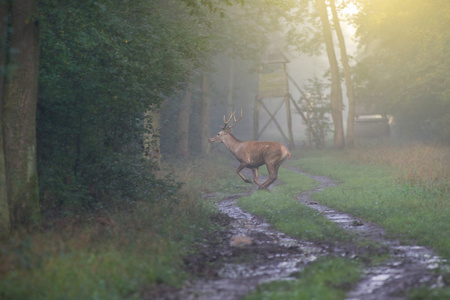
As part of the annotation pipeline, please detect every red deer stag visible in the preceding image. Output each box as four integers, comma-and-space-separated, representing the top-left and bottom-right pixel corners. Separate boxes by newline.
209, 110, 291, 190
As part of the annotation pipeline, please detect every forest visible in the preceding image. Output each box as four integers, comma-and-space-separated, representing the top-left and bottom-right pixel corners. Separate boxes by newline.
0, 0, 449, 299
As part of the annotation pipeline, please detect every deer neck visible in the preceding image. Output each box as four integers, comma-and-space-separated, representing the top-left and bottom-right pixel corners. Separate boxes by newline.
222, 133, 242, 155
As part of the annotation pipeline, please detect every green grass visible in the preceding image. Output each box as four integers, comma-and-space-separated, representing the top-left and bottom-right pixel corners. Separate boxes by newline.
0, 250, 181, 300
237, 167, 366, 299
292, 151, 450, 259
0, 200, 210, 300
238, 167, 352, 243
2, 150, 448, 299
244, 257, 362, 300
0, 156, 235, 300
240, 150, 450, 299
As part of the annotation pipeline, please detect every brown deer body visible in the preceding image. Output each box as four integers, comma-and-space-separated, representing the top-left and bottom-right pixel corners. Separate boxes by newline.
209, 111, 291, 190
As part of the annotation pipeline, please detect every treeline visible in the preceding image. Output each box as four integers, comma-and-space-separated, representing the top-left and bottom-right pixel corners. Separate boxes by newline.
37, 1, 201, 214
37, 0, 269, 217
1, 0, 448, 235
353, 0, 450, 142
0, 0, 278, 234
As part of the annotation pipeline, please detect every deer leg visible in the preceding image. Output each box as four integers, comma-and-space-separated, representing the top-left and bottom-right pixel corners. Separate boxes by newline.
237, 163, 252, 184
252, 168, 261, 186
259, 156, 289, 190
258, 164, 278, 190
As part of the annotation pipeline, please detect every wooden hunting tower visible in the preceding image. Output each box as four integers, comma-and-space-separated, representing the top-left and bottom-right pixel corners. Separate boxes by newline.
253, 46, 295, 149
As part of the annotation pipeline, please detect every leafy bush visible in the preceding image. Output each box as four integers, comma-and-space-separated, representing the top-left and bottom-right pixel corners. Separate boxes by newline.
37, 0, 204, 212
0, 157, 230, 299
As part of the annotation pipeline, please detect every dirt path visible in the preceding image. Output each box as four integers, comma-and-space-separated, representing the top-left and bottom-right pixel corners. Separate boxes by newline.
157, 168, 446, 300
290, 167, 446, 300
168, 192, 328, 300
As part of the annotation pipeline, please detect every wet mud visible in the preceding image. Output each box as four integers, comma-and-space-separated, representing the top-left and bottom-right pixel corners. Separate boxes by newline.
290, 168, 447, 300
167, 192, 327, 300
152, 168, 447, 300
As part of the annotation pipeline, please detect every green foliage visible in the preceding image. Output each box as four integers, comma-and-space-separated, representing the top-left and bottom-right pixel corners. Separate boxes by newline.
1, 251, 169, 299
353, 0, 450, 143
0, 157, 221, 299
244, 257, 362, 300
181, 0, 244, 14
298, 76, 332, 149
36, 0, 210, 211
408, 285, 450, 300
293, 151, 450, 259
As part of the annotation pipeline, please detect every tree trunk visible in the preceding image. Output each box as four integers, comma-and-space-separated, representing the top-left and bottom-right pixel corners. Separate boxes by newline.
200, 72, 211, 155
2, 0, 40, 229
226, 56, 235, 108
0, 122, 9, 237
143, 106, 161, 167
176, 77, 193, 156
316, 0, 345, 148
329, 0, 356, 148
0, 0, 10, 237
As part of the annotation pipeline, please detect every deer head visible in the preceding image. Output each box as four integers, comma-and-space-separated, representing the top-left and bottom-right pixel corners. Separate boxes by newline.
208, 109, 242, 144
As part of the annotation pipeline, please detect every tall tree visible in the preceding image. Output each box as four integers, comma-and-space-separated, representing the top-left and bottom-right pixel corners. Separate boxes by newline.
37, 0, 205, 209
0, 0, 9, 236
200, 72, 211, 155
2, 0, 40, 229
226, 55, 235, 108
329, 0, 356, 147
176, 75, 194, 156
316, 0, 345, 148
353, 0, 450, 143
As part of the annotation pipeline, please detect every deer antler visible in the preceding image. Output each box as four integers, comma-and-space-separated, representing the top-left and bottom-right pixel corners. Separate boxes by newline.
223, 109, 243, 129
228, 109, 242, 129
223, 111, 236, 129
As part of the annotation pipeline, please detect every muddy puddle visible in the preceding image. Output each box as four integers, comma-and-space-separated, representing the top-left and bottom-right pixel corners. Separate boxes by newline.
167, 193, 327, 300
155, 168, 447, 300
292, 168, 447, 300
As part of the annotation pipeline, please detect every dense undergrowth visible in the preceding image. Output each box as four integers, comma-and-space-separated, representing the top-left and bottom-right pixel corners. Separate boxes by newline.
0, 156, 237, 299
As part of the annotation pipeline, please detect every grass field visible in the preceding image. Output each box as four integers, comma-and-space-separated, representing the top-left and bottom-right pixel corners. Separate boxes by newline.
244, 257, 362, 300
239, 144, 450, 300
237, 168, 353, 244
0, 156, 237, 299
0, 144, 448, 299
292, 148, 450, 259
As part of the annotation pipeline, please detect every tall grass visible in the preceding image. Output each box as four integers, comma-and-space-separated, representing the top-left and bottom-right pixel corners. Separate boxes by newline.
0, 156, 237, 299
346, 143, 449, 192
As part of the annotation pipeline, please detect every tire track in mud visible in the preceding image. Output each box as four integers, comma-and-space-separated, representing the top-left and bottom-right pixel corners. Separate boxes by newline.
289, 167, 447, 300
169, 191, 328, 300
159, 168, 446, 300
